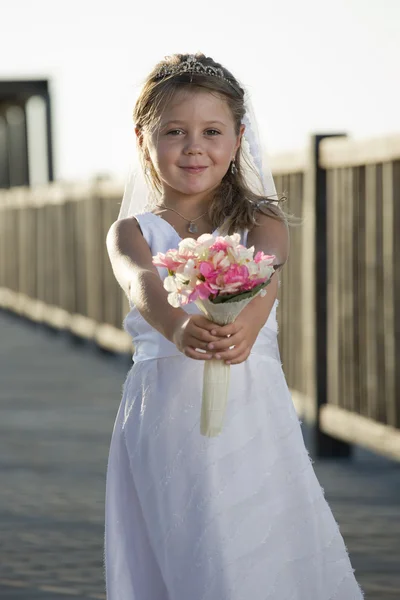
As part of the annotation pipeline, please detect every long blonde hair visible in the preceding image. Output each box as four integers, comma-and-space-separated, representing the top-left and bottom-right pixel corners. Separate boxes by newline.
133, 53, 287, 235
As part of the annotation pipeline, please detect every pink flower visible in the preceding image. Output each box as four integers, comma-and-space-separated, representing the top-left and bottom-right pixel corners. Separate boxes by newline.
199, 261, 220, 284
241, 278, 265, 291
153, 251, 184, 271
210, 238, 230, 252
223, 264, 250, 286
254, 250, 275, 264
188, 281, 214, 302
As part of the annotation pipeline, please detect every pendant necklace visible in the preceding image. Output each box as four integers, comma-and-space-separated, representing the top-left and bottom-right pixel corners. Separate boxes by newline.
159, 203, 209, 234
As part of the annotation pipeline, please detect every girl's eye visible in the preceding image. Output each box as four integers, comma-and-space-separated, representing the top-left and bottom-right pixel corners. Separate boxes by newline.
165, 129, 220, 136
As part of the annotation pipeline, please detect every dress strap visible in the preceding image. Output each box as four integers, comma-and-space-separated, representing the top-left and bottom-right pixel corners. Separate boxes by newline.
133, 213, 155, 248
241, 228, 249, 247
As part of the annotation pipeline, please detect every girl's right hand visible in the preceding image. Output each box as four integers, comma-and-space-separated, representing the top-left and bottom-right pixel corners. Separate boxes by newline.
171, 315, 220, 361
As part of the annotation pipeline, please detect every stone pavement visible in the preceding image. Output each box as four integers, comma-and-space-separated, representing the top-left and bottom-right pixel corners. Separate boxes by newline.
0, 310, 399, 599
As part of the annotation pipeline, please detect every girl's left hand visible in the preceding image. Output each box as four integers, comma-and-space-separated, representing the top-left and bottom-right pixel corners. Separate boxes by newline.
206, 313, 259, 365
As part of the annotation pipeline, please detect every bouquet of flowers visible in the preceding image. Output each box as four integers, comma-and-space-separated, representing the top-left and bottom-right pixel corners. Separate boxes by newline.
153, 232, 275, 438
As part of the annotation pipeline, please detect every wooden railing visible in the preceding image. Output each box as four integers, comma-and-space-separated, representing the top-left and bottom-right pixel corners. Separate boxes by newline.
321, 136, 400, 457
0, 181, 132, 352
1, 133, 399, 459
273, 134, 400, 459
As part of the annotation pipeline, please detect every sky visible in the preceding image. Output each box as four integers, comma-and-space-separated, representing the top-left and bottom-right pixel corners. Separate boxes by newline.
1, 0, 399, 183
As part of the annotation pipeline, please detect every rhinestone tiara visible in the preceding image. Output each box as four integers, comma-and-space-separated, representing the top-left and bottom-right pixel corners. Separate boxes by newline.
154, 55, 237, 89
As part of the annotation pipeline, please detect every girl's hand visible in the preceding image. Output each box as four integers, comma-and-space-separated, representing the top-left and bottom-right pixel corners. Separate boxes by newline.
171, 315, 221, 361
205, 313, 260, 365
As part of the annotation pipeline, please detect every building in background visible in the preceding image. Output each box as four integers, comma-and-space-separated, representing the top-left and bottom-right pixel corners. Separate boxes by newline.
0, 80, 54, 188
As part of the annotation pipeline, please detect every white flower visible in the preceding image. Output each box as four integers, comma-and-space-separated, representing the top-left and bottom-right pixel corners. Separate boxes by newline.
164, 275, 178, 293
257, 263, 275, 279
246, 262, 259, 276
229, 244, 255, 264
196, 233, 215, 245
167, 292, 183, 308
182, 258, 197, 279
178, 237, 198, 254
194, 234, 215, 256
226, 233, 241, 246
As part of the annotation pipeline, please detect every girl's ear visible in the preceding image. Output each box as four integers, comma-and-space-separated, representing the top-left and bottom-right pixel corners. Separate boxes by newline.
234, 123, 246, 154
135, 127, 151, 162
135, 127, 144, 147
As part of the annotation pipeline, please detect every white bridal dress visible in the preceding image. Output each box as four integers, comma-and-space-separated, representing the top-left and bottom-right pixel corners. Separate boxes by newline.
105, 212, 363, 600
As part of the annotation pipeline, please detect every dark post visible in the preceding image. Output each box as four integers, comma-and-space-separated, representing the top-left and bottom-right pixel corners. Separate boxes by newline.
0, 115, 10, 188
44, 92, 54, 182
312, 134, 352, 458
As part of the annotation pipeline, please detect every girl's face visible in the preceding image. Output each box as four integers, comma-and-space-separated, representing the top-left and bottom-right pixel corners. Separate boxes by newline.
145, 89, 244, 201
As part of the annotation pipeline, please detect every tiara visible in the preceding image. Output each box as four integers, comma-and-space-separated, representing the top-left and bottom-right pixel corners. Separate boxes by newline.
154, 55, 237, 89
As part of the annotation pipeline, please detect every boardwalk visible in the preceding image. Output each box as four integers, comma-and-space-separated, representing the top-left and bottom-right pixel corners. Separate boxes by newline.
0, 310, 399, 599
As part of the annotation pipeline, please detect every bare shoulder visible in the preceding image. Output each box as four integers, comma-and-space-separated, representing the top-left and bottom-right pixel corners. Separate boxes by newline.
247, 212, 290, 268
106, 216, 143, 254
107, 216, 141, 243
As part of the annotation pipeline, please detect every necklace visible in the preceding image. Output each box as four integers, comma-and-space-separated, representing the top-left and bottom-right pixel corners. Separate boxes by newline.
159, 203, 209, 234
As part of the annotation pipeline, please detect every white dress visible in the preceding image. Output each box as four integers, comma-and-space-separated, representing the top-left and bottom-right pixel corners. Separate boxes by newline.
105, 212, 363, 600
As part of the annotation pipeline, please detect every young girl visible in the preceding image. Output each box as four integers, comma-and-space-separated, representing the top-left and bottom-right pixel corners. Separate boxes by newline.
105, 53, 363, 600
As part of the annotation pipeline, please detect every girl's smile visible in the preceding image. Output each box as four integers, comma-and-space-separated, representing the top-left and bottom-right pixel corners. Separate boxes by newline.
179, 166, 208, 174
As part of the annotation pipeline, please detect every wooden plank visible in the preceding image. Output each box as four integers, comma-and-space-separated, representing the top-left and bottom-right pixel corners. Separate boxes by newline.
364, 165, 379, 420
46, 204, 56, 306
12, 209, 19, 291
69, 313, 97, 339
343, 167, 355, 412
109, 192, 124, 329
102, 195, 120, 327
336, 168, 346, 410
277, 174, 290, 380
355, 167, 368, 416
290, 172, 304, 393
84, 192, 103, 323
393, 161, 400, 428
300, 151, 316, 405
351, 167, 361, 415
282, 173, 293, 385
374, 165, 387, 424
73, 198, 87, 316
320, 133, 400, 168
27, 206, 37, 298
0, 205, 5, 288
53, 202, 63, 307
290, 390, 317, 423
326, 168, 340, 406
270, 150, 307, 175
60, 199, 76, 314
320, 403, 400, 461
95, 323, 132, 354
17, 206, 27, 296
36, 202, 46, 307
381, 162, 396, 426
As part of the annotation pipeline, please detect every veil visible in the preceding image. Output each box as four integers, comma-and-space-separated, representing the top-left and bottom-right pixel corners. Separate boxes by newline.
118, 86, 277, 220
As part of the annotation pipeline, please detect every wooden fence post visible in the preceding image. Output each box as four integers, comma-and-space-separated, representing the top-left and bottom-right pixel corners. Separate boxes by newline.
312, 134, 353, 458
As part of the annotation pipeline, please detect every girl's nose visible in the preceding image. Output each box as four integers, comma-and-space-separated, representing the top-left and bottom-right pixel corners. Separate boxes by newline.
183, 135, 203, 155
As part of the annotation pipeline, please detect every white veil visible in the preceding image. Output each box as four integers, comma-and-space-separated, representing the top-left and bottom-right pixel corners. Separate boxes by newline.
118, 85, 277, 220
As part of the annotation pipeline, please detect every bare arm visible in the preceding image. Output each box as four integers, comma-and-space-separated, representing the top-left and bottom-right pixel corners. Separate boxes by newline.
106, 217, 219, 358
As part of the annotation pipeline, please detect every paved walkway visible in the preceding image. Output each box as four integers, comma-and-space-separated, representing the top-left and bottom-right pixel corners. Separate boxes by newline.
0, 310, 399, 599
